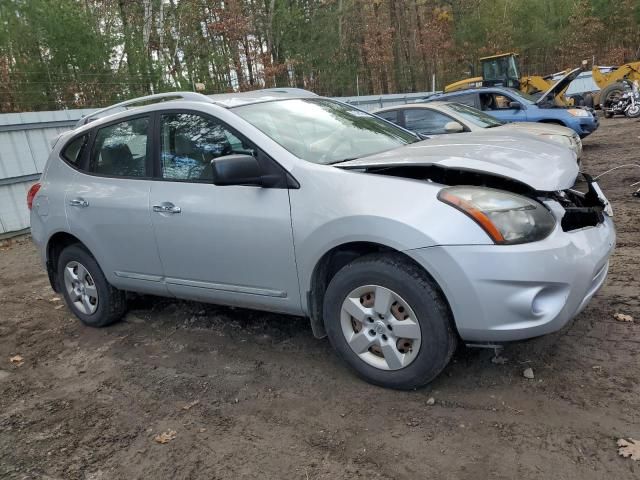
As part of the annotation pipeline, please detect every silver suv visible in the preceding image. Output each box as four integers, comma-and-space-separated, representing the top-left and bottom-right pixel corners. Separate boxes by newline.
29, 90, 615, 389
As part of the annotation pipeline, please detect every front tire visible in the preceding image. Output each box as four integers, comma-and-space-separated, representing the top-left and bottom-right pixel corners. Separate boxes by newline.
625, 104, 640, 118
323, 253, 457, 389
57, 244, 127, 327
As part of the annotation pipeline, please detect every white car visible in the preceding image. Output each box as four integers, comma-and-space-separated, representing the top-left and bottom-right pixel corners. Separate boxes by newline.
374, 101, 582, 160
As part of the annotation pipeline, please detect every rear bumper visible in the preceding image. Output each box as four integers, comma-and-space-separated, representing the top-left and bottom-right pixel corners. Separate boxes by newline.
407, 216, 615, 342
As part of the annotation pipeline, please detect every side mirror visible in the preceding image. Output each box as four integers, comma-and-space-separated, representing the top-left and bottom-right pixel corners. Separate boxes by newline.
444, 121, 464, 133
509, 101, 522, 109
211, 154, 263, 186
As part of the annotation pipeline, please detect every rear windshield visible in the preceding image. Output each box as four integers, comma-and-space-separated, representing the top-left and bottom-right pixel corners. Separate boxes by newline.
233, 98, 417, 165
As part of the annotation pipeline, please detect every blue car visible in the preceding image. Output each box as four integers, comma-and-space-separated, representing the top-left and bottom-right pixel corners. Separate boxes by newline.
425, 82, 599, 138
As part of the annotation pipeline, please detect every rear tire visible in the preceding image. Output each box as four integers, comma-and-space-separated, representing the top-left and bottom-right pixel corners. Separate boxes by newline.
57, 244, 127, 327
599, 82, 625, 109
583, 92, 594, 109
323, 253, 457, 390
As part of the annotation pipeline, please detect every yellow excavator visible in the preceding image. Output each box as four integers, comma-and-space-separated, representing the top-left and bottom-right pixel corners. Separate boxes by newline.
446, 52, 640, 109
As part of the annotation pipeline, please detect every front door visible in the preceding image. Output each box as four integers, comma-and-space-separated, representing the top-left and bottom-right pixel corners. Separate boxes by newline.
479, 92, 528, 123
149, 111, 301, 314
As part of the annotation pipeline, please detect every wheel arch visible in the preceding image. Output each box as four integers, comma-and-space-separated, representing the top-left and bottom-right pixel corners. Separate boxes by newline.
45, 231, 91, 292
538, 118, 566, 127
306, 241, 452, 339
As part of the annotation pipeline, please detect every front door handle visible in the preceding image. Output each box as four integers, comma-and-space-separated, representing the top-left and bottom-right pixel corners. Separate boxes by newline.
153, 202, 181, 214
69, 198, 89, 208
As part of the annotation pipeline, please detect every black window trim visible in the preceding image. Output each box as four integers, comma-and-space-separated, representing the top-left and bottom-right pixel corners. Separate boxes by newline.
58, 132, 91, 173
73, 113, 154, 180
152, 108, 299, 189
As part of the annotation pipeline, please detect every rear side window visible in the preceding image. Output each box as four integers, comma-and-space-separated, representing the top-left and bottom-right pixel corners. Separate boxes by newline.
61, 135, 88, 166
89, 117, 149, 177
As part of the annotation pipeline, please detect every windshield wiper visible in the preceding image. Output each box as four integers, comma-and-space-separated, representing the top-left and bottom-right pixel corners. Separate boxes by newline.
329, 157, 359, 165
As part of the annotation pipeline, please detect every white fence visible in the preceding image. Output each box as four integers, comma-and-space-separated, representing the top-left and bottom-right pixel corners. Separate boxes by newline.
0, 92, 436, 236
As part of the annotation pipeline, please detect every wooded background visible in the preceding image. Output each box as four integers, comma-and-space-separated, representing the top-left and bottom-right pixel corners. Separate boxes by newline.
1, 0, 639, 112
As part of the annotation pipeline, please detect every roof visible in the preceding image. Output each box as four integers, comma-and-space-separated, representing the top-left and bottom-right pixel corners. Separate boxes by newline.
207, 88, 318, 108
374, 101, 451, 113
77, 88, 318, 127
430, 86, 514, 97
479, 52, 519, 61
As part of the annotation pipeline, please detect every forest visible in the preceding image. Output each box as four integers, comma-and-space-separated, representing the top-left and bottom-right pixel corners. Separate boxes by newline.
1, 0, 639, 112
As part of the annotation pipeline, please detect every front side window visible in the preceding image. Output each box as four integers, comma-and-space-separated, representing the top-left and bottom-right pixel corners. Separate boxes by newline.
159, 113, 255, 181
62, 134, 89, 166
403, 109, 453, 135
89, 117, 149, 177
233, 99, 417, 165
376, 110, 399, 123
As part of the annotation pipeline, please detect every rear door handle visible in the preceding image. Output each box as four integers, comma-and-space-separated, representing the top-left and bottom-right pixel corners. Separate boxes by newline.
69, 198, 89, 208
153, 202, 181, 214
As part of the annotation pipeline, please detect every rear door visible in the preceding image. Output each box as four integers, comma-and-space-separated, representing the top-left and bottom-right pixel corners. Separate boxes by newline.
148, 110, 301, 314
65, 115, 167, 295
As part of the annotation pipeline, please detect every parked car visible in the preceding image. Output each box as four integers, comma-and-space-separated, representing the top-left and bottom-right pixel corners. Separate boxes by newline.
425, 85, 599, 138
374, 101, 582, 160
29, 90, 615, 389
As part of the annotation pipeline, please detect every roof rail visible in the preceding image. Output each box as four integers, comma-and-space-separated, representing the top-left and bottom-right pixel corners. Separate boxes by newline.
75, 91, 213, 127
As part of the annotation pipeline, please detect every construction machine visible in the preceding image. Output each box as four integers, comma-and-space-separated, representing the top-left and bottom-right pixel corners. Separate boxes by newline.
446, 52, 640, 110
444, 52, 580, 106
591, 61, 640, 108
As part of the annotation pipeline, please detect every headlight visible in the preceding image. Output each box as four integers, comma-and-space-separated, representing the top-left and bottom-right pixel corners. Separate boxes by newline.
539, 133, 572, 148
438, 187, 556, 244
567, 108, 589, 117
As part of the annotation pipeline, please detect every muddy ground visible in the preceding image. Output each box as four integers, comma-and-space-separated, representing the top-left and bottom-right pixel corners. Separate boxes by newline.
1, 117, 639, 479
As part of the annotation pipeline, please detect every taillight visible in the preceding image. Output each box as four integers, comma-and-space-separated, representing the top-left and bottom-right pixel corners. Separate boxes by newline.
27, 182, 41, 210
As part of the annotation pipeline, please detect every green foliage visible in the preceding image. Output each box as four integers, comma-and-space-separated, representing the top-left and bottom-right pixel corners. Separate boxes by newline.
0, 0, 639, 111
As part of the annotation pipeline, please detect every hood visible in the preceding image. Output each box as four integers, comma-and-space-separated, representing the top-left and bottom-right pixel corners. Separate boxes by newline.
336, 133, 579, 191
500, 121, 577, 138
536, 67, 583, 106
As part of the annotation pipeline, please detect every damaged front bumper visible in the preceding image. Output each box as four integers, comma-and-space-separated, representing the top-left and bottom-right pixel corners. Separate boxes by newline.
407, 176, 616, 343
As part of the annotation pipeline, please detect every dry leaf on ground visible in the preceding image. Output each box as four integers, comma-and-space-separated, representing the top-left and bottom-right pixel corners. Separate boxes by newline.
613, 313, 634, 322
153, 430, 177, 444
618, 438, 640, 460
49, 297, 61, 303
9, 355, 24, 366
182, 400, 200, 411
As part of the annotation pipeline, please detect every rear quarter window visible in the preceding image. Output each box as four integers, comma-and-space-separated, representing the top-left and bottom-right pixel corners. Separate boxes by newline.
61, 135, 89, 166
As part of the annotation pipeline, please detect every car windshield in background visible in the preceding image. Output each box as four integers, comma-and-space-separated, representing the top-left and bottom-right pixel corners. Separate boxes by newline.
445, 103, 504, 128
505, 88, 538, 104
233, 98, 417, 165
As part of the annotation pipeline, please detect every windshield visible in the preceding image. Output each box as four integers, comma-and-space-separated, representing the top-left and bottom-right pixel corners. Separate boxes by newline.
233, 98, 417, 164
504, 88, 537, 104
444, 102, 504, 128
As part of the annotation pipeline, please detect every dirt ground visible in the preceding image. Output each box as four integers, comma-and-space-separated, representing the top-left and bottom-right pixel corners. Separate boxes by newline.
1, 117, 639, 480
